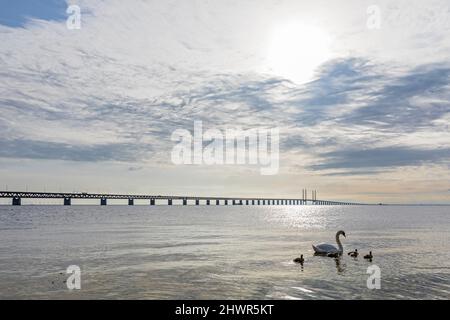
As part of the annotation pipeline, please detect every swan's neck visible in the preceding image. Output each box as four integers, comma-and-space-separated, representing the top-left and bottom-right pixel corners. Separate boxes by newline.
336, 234, 343, 253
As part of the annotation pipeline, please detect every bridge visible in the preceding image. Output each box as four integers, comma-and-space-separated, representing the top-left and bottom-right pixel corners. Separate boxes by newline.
0, 190, 366, 206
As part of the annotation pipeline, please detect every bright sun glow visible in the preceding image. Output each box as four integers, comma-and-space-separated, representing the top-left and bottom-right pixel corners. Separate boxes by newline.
267, 22, 332, 84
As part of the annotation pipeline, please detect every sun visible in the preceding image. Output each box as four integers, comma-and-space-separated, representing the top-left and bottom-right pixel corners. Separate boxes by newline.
266, 22, 332, 84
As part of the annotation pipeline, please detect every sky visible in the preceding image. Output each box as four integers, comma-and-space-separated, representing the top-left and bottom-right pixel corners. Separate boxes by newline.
0, 0, 449, 204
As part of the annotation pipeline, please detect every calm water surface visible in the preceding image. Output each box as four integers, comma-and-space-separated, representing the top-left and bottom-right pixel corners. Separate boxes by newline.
0, 205, 449, 299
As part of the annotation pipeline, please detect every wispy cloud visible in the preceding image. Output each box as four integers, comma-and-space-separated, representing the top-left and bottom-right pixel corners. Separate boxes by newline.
0, 0, 449, 201
311, 147, 450, 171
0, 139, 151, 162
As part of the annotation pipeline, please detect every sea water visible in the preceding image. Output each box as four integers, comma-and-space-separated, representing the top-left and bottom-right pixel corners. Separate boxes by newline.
0, 205, 448, 299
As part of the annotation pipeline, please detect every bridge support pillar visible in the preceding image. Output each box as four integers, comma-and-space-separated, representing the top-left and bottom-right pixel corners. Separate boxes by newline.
101, 198, 107, 206
224, 200, 228, 205
168, 199, 172, 205
150, 199, 155, 205
64, 197, 71, 206
128, 199, 134, 206
12, 197, 21, 206
246, 200, 249, 205
216, 199, 220, 205
206, 199, 210, 205
183, 199, 187, 205
257, 200, 260, 205
196, 199, 200, 206
239, 200, 243, 205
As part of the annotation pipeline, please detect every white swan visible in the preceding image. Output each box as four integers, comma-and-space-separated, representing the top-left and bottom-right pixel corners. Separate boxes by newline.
312, 230, 346, 255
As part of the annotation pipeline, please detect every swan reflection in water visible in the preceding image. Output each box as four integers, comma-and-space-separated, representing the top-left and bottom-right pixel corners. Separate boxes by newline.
311, 252, 347, 274
334, 256, 346, 274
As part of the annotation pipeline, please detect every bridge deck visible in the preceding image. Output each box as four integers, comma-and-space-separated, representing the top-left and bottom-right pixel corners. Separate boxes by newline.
0, 191, 364, 205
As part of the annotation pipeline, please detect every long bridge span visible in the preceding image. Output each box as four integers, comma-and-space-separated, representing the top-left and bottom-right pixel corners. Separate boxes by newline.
0, 190, 366, 206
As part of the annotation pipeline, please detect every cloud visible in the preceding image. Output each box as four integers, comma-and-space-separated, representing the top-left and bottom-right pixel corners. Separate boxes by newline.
0, 139, 151, 162
340, 64, 450, 131
128, 166, 143, 172
321, 170, 384, 177
0, 0, 450, 201
311, 147, 450, 171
